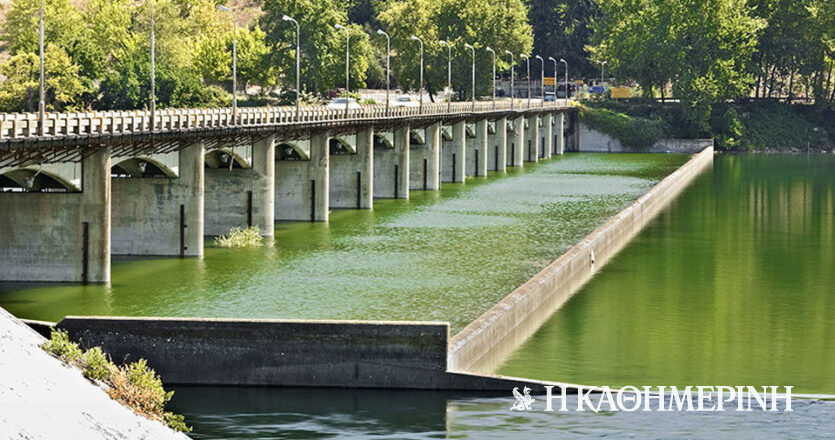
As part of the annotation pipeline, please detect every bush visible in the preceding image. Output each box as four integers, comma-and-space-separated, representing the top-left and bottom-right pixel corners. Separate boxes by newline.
577, 103, 673, 149
41, 329, 190, 432
215, 226, 263, 248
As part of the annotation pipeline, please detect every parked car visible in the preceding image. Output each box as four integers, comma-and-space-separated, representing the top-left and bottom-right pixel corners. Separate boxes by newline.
392, 96, 419, 107
327, 97, 361, 109
544, 92, 556, 102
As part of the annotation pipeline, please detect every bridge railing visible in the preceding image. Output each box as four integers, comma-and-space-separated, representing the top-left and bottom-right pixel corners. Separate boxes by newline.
0, 100, 565, 140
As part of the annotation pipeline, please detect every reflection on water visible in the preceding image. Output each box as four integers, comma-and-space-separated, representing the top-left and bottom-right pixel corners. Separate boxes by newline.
499, 154, 835, 394
170, 386, 835, 439
0, 154, 686, 333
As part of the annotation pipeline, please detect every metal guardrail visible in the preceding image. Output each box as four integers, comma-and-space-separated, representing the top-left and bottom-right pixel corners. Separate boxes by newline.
0, 101, 566, 141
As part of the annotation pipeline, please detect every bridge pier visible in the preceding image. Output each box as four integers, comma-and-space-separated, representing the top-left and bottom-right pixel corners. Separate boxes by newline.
409, 124, 440, 191
543, 113, 554, 160
525, 115, 540, 163
330, 132, 372, 210
204, 137, 275, 236
374, 126, 409, 199
0, 148, 112, 283
487, 118, 507, 172
555, 113, 565, 155
275, 134, 329, 222
510, 116, 525, 167
111, 142, 204, 257
466, 119, 488, 177
441, 121, 466, 183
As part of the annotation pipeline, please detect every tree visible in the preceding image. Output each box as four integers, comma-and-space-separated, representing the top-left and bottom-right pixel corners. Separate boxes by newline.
378, 0, 533, 100
591, 0, 764, 133
0, 45, 87, 112
526, 0, 600, 81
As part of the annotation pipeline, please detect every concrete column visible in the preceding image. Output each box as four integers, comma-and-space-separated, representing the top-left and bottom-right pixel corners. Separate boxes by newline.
426, 122, 441, 190
496, 117, 507, 172
475, 119, 488, 177
525, 115, 540, 163
81, 147, 111, 283
556, 113, 566, 155
512, 116, 525, 167
311, 132, 330, 220
452, 121, 466, 182
394, 125, 410, 199
357, 127, 374, 208
180, 141, 204, 256
251, 136, 276, 235
543, 113, 553, 159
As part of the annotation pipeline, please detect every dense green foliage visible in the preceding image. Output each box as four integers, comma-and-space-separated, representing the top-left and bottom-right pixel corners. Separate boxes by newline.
577, 102, 673, 149
41, 329, 191, 432
526, 0, 599, 79
215, 226, 263, 247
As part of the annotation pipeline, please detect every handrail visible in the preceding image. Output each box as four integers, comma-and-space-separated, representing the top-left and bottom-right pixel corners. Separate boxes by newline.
0, 101, 568, 141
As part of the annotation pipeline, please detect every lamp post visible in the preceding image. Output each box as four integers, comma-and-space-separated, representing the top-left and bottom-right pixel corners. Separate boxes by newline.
149, 0, 155, 131
464, 43, 476, 110
335, 24, 349, 115
440, 40, 452, 111
597, 60, 607, 84
282, 14, 300, 119
485, 47, 496, 109
520, 54, 530, 108
377, 30, 390, 115
218, 5, 237, 124
535, 55, 544, 107
548, 56, 558, 107
38, 0, 45, 136
411, 35, 424, 114
560, 58, 568, 107
504, 50, 514, 109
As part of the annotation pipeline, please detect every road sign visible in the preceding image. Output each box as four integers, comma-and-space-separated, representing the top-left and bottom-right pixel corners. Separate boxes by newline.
574, 80, 584, 85
543, 77, 556, 86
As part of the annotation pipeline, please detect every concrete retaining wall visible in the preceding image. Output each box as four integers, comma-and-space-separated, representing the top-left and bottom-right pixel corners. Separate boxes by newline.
448, 147, 715, 373
579, 123, 713, 153
55, 316, 573, 391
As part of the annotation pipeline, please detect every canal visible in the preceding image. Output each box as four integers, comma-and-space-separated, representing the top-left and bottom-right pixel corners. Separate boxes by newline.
0, 153, 686, 333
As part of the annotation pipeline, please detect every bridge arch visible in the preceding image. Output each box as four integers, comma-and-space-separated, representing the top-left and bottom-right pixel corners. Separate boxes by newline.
329, 138, 355, 155
276, 142, 309, 161
111, 157, 177, 178
373, 133, 393, 149
0, 167, 78, 192
205, 149, 251, 169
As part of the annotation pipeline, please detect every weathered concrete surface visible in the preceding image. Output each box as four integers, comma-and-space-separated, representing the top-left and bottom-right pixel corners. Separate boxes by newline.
0, 307, 186, 439
374, 126, 409, 199
555, 113, 565, 155
511, 116, 525, 167
0, 148, 111, 283
56, 316, 581, 392
487, 117, 507, 172
524, 115, 540, 162
409, 123, 441, 191
543, 113, 554, 159
276, 133, 329, 221
330, 129, 373, 209
579, 123, 713, 153
448, 147, 715, 373
111, 142, 204, 256
204, 136, 275, 236
441, 121, 467, 183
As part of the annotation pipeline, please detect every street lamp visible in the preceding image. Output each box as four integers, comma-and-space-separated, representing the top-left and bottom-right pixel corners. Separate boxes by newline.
440, 40, 452, 111
597, 60, 607, 84
520, 54, 530, 108
464, 43, 476, 110
560, 58, 568, 107
149, 0, 155, 131
38, 0, 45, 136
282, 14, 300, 119
548, 56, 557, 107
411, 35, 424, 113
335, 24, 349, 114
485, 47, 496, 109
504, 50, 514, 109
535, 55, 544, 107
218, 5, 237, 124
377, 29, 390, 115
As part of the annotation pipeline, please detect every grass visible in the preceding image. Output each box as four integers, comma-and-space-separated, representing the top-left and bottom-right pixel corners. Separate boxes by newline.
40, 329, 191, 433
214, 226, 263, 248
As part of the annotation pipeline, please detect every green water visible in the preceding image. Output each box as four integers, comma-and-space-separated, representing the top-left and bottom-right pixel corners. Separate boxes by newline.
498, 154, 835, 394
0, 153, 686, 333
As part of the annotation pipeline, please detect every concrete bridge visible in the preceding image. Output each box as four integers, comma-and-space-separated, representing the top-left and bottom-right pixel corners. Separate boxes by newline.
0, 102, 577, 283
